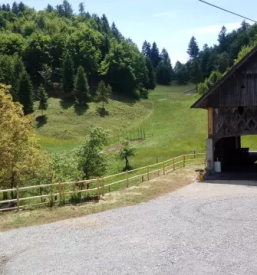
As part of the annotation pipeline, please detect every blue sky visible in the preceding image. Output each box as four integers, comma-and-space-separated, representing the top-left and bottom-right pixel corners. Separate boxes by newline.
5, 0, 256, 64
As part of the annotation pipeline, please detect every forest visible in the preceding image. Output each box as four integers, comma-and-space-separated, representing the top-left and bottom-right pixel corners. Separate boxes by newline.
1, 0, 257, 201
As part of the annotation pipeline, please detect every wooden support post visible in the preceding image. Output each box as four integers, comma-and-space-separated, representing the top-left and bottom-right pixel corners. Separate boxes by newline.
97, 178, 100, 197
58, 182, 62, 205
156, 157, 159, 163
147, 166, 150, 181
163, 162, 165, 175
173, 158, 175, 171
183, 155, 186, 167
16, 184, 19, 212
126, 170, 129, 188
101, 177, 104, 196
194, 151, 196, 158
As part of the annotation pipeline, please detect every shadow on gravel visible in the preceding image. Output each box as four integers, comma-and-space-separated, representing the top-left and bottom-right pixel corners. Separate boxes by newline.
204, 172, 257, 186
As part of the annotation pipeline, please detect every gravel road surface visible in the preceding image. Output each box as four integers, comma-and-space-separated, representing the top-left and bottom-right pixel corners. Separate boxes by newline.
1, 180, 257, 275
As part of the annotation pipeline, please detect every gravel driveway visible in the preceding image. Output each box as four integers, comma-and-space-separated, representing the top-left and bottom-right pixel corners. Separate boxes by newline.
1, 180, 257, 275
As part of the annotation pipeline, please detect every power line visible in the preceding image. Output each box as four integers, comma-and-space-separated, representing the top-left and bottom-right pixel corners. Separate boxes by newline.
198, 0, 257, 24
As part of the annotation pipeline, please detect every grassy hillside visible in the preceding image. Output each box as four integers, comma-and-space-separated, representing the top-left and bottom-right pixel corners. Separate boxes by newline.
35, 96, 153, 152
35, 84, 207, 173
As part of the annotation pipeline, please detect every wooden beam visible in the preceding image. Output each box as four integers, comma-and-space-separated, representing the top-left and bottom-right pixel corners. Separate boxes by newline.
208, 108, 214, 136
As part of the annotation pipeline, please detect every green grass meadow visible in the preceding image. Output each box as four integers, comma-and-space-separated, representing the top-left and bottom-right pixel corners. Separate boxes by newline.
35, 84, 208, 174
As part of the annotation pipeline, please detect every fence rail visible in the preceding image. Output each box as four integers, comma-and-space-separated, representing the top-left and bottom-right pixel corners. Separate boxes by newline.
0, 152, 206, 212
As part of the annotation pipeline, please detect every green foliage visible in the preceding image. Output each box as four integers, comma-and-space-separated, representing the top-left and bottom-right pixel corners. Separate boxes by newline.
38, 84, 48, 115
150, 42, 161, 68
0, 84, 51, 192
145, 57, 156, 90
207, 71, 222, 87
51, 151, 82, 182
95, 80, 112, 109
174, 61, 189, 85
74, 66, 90, 105
18, 70, 34, 115
216, 52, 231, 73
119, 139, 135, 171
77, 128, 108, 179
187, 36, 199, 59
190, 59, 203, 88
156, 61, 172, 85
61, 53, 74, 94
198, 81, 209, 95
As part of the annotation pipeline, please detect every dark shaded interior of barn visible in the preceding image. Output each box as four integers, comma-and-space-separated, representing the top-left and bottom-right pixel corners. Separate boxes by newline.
214, 136, 257, 172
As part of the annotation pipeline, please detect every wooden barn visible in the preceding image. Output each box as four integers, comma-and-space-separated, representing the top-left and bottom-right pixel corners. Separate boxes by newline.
192, 46, 257, 173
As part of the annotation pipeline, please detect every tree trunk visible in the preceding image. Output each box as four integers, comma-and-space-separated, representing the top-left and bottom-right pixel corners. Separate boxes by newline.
11, 173, 15, 199
125, 157, 129, 170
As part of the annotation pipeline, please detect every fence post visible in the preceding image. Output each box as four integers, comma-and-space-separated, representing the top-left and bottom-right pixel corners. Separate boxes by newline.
163, 162, 165, 175
58, 182, 62, 205
147, 166, 150, 181
173, 158, 175, 171
101, 177, 104, 196
97, 178, 100, 197
194, 151, 196, 158
16, 184, 19, 212
156, 157, 159, 163
183, 155, 186, 167
126, 170, 129, 188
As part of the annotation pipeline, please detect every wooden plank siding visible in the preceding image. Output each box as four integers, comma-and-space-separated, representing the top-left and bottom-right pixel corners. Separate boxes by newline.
195, 53, 257, 108
208, 108, 213, 136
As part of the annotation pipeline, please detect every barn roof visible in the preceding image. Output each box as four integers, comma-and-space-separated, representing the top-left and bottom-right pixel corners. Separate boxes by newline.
191, 45, 257, 109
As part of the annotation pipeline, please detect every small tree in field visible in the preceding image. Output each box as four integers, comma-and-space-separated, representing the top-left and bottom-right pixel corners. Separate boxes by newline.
38, 84, 48, 115
119, 140, 135, 171
74, 66, 90, 105
77, 128, 108, 182
95, 80, 112, 110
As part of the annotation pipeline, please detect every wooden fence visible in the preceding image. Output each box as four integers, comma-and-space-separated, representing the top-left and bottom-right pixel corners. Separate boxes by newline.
0, 152, 206, 212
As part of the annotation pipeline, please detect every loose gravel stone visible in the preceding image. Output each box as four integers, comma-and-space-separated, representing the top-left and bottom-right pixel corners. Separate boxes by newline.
1, 181, 257, 275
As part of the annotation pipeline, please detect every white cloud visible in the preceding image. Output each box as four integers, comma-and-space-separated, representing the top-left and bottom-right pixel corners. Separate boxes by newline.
181, 22, 241, 35
153, 11, 174, 18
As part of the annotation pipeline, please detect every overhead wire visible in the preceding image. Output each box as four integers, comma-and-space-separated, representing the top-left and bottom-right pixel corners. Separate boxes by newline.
198, 0, 257, 24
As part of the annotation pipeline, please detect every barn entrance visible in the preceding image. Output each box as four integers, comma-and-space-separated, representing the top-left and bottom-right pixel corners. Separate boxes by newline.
214, 136, 257, 172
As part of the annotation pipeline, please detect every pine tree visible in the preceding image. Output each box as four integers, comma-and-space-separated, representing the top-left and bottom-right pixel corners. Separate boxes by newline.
62, 0, 73, 17
150, 42, 161, 68
18, 2, 26, 13
218, 26, 227, 53
187, 36, 199, 59
101, 14, 110, 34
160, 48, 173, 81
95, 80, 112, 110
12, 2, 19, 14
18, 71, 34, 115
145, 57, 156, 90
190, 59, 203, 89
174, 61, 189, 85
38, 84, 48, 116
156, 61, 172, 85
142, 41, 151, 58
111, 22, 122, 42
74, 66, 90, 105
2, 4, 6, 11
6, 4, 10, 11
46, 4, 54, 12
78, 2, 85, 15
61, 53, 74, 94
